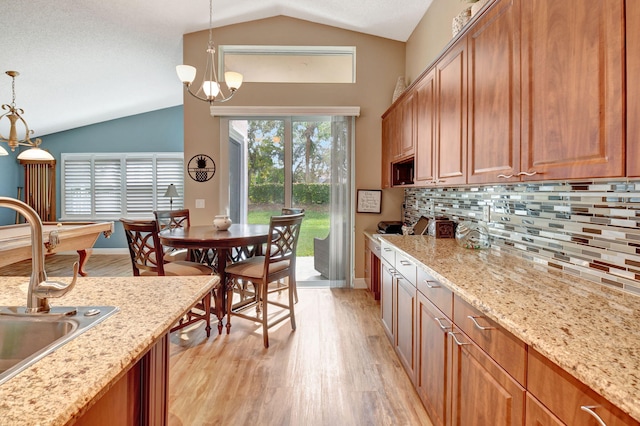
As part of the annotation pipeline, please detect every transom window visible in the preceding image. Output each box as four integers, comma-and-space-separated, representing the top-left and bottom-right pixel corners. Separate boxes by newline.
61, 153, 184, 220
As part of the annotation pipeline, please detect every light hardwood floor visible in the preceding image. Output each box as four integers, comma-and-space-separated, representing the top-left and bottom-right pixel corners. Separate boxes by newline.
0, 254, 432, 426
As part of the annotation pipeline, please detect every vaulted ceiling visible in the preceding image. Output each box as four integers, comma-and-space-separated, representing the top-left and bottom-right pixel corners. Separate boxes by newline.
1, 0, 433, 138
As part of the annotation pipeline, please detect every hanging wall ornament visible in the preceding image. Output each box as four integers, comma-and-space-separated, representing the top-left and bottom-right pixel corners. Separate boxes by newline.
188, 154, 216, 182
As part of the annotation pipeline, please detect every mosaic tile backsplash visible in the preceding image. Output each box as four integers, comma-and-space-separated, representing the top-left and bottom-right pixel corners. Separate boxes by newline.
403, 180, 640, 295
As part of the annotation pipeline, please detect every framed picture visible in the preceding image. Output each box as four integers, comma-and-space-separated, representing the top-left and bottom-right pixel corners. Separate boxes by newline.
357, 189, 382, 213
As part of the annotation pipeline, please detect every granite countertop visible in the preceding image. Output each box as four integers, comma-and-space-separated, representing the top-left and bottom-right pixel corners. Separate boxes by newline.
380, 235, 640, 422
0, 275, 218, 426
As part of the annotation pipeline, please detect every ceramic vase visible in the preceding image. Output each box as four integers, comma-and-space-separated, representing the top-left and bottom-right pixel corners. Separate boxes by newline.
213, 215, 232, 231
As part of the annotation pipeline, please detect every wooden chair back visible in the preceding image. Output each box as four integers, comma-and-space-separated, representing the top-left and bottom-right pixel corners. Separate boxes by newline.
262, 213, 305, 281
120, 218, 166, 276
154, 209, 190, 231
281, 207, 305, 215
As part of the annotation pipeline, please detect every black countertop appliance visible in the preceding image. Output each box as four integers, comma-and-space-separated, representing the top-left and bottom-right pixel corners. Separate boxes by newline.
377, 221, 403, 234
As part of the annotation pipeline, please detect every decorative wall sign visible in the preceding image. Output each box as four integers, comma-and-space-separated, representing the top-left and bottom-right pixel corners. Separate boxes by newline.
188, 154, 216, 182
357, 189, 382, 213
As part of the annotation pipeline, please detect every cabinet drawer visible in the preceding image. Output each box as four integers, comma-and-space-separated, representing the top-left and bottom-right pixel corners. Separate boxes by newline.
453, 295, 526, 385
528, 348, 639, 426
367, 236, 382, 258
395, 252, 416, 285
380, 243, 395, 266
416, 267, 452, 319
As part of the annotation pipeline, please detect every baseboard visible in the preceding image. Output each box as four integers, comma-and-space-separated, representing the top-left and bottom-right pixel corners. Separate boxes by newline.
352, 278, 367, 289
57, 248, 129, 255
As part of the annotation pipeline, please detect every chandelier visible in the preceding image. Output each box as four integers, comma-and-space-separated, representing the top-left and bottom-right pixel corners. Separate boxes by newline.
0, 71, 54, 161
176, 0, 243, 104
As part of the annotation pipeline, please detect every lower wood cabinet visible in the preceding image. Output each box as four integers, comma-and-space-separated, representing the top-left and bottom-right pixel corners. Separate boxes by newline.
76, 334, 169, 425
526, 392, 563, 426
380, 245, 639, 426
528, 348, 639, 426
448, 325, 525, 425
380, 259, 394, 340
417, 292, 451, 426
395, 273, 417, 381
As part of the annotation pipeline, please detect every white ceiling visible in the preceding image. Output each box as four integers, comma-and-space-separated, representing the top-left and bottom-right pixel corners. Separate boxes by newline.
0, 0, 433, 138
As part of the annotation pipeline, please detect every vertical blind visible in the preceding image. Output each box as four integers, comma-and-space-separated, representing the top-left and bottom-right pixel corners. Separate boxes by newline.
61, 153, 184, 220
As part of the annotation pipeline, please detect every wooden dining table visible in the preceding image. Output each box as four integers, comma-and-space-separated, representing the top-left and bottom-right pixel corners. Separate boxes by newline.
158, 223, 270, 334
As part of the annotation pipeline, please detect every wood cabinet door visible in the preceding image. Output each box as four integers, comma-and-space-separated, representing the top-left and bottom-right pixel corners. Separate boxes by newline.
416, 293, 450, 426
627, 0, 640, 177
436, 38, 467, 185
415, 69, 436, 185
380, 260, 394, 341
395, 275, 416, 381
520, 0, 624, 180
448, 326, 525, 426
400, 92, 416, 159
525, 392, 563, 426
381, 113, 392, 188
467, 0, 521, 184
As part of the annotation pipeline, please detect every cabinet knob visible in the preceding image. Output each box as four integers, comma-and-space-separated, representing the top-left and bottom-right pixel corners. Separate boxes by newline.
580, 406, 607, 426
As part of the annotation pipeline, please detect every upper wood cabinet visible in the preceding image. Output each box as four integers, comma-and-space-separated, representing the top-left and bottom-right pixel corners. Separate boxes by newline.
435, 38, 467, 186
399, 92, 416, 159
627, 0, 640, 177
415, 69, 436, 185
381, 113, 393, 188
467, 0, 521, 184
520, 0, 625, 181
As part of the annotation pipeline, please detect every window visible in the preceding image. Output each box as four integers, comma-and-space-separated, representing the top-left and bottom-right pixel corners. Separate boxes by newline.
61, 153, 184, 220
219, 45, 356, 83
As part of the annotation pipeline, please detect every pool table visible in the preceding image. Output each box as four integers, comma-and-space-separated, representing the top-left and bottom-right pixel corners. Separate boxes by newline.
0, 221, 113, 276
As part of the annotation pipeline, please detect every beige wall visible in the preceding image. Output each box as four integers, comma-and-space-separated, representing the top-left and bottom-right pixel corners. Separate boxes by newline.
405, 0, 469, 85
182, 16, 405, 281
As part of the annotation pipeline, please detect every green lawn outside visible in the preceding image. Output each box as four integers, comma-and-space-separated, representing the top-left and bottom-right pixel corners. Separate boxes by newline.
247, 208, 329, 256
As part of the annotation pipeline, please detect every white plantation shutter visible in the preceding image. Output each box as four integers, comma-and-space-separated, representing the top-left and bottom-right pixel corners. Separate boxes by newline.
61, 153, 184, 220
95, 158, 122, 217
125, 157, 154, 214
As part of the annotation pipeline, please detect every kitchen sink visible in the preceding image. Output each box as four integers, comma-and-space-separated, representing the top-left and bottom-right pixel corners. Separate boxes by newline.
0, 305, 119, 386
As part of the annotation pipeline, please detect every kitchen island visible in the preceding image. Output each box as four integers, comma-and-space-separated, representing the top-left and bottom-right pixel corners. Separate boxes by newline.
0, 275, 218, 425
380, 235, 640, 424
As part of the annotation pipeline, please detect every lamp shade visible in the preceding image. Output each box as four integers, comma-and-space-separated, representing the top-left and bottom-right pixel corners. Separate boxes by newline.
164, 184, 180, 198
176, 65, 197, 85
17, 147, 54, 161
224, 71, 243, 91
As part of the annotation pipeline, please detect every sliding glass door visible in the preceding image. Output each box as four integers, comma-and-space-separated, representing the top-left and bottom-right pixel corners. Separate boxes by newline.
224, 115, 352, 287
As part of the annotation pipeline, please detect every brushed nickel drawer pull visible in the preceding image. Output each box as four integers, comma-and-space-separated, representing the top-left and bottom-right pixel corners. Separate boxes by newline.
517, 171, 538, 177
580, 406, 606, 426
425, 280, 441, 289
497, 174, 513, 179
383, 247, 393, 252
448, 331, 470, 346
434, 317, 451, 331
467, 316, 495, 331
399, 260, 411, 266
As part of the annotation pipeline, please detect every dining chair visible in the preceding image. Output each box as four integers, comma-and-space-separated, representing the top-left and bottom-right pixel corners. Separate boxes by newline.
281, 207, 305, 215
278, 207, 305, 302
120, 218, 216, 337
154, 209, 191, 262
224, 212, 304, 347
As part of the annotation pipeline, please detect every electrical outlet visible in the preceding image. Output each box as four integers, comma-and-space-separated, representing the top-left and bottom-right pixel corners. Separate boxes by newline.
482, 205, 490, 222
195, 199, 205, 209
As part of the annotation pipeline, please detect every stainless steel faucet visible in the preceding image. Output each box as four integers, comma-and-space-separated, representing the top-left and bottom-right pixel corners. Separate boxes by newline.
0, 196, 78, 313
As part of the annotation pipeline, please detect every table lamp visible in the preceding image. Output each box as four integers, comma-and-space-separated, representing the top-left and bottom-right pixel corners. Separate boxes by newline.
164, 184, 179, 210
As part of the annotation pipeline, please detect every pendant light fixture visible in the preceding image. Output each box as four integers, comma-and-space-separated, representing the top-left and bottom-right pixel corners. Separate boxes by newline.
0, 71, 54, 161
176, 0, 243, 104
